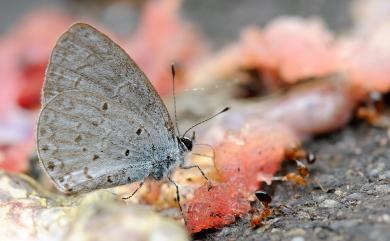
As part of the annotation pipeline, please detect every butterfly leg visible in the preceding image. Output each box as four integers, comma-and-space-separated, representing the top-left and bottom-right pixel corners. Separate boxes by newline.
191, 152, 214, 159
122, 181, 144, 200
180, 164, 209, 181
168, 176, 186, 221
193, 143, 215, 159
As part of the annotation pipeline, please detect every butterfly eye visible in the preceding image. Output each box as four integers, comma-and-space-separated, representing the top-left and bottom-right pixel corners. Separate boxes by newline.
179, 137, 193, 151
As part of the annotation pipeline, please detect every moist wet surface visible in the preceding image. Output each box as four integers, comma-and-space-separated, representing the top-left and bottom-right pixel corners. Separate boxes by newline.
194, 120, 390, 241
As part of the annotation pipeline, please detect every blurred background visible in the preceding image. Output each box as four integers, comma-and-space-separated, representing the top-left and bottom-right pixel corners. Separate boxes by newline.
0, 0, 353, 47
0, 0, 353, 44
0, 0, 359, 174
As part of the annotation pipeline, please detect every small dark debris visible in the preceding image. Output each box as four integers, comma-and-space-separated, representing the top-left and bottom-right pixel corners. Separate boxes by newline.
136, 128, 142, 135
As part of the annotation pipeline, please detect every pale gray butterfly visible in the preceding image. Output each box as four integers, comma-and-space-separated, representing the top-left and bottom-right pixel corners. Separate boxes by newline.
36, 23, 212, 206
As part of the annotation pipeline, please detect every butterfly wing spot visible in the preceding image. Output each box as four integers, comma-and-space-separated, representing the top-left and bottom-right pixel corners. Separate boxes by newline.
40, 128, 47, 135
63, 183, 73, 193
82, 147, 87, 152
83, 167, 93, 179
107, 175, 113, 183
92, 154, 100, 161
47, 161, 55, 171
125, 149, 130, 156
102, 102, 108, 111
75, 135, 82, 143
41, 145, 49, 151
58, 176, 65, 182
127, 177, 132, 182
136, 128, 142, 135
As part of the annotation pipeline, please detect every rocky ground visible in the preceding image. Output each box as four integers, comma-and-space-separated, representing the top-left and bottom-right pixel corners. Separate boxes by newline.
194, 120, 390, 241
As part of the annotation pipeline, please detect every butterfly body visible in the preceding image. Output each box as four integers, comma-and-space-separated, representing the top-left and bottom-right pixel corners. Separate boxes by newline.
37, 23, 190, 194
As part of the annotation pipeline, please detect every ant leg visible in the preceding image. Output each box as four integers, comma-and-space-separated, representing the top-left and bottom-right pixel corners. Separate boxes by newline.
122, 181, 144, 200
180, 164, 208, 181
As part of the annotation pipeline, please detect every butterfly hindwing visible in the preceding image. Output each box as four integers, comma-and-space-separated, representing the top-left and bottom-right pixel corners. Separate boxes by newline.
37, 90, 165, 193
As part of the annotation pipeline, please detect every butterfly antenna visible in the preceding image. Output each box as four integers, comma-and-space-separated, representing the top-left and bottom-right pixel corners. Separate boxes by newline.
171, 63, 181, 137
182, 107, 230, 138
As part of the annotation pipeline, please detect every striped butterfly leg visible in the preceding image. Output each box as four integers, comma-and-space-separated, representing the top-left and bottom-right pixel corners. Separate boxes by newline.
122, 181, 144, 200
179, 164, 209, 181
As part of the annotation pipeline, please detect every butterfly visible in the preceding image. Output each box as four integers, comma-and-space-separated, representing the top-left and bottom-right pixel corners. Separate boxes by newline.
36, 23, 202, 202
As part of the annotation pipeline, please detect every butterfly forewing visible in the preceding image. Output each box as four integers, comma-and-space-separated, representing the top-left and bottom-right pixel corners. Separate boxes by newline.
37, 23, 180, 193
43, 23, 174, 135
